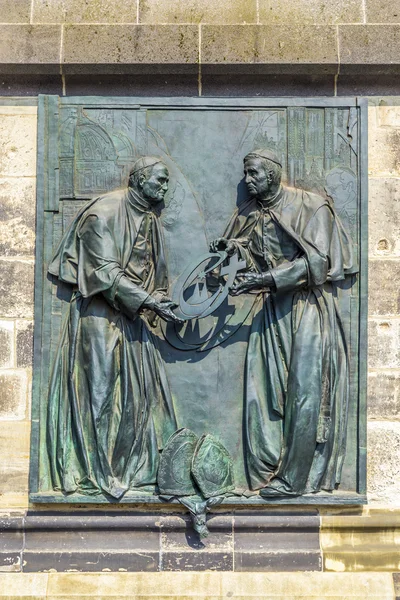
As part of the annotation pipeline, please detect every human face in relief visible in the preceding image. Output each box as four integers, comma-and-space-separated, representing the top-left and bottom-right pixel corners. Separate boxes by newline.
244, 157, 270, 199
141, 164, 169, 203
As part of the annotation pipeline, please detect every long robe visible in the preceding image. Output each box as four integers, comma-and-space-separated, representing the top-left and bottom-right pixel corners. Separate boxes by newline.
47, 187, 177, 498
224, 185, 358, 495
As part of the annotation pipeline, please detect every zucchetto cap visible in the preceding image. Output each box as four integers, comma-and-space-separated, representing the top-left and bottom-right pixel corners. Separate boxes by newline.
244, 148, 282, 168
129, 156, 165, 177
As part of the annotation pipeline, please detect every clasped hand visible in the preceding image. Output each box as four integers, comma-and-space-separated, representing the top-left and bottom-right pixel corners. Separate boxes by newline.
153, 298, 184, 325
230, 272, 264, 296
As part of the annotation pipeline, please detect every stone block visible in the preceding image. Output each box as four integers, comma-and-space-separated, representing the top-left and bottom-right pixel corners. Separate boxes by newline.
63, 25, 199, 74
0, 420, 30, 493
0, 114, 37, 177
0, 259, 34, 318
16, 320, 33, 369
33, 0, 138, 24
0, 25, 62, 74
339, 25, 400, 73
0, 370, 28, 420
369, 178, 400, 257
0, 178, 36, 257
337, 74, 400, 96
139, 0, 257, 24
0, 0, 31, 23
368, 319, 400, 369
376, 98, 400, 128
368, 370, 400, 420
0, 573, 47, 597
0, 516, 23, 572
202, 73, 335, 96
369, 259, 400, 316
368, 121, 400, 178
0, 320, 14, 369
64, 73, 198, 96
367, 421, 400, 505
259, 0, 363, 25
201, 25, 338, 74
366, 0, 400, 23
321, 511, 400, 571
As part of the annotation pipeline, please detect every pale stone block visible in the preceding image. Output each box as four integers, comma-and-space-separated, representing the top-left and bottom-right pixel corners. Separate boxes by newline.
367, 421, 400, 506
139, 0, 257, 24
368, 370, 400, 419
0, 421, 30, 494
0, 114, 37, 177
0, 369, 28, 420
369, 178, 400, 257
16, 320, 33, 369
368, 259, 400, 316
368, 318, 400, 369
0, 259, 34, 318
0, 177, 36, 257
376, 98, 400, 128
0, 573, 47, 597
0, 320, 14, 369
368, 105, 400, 177
259, 0, 363, 25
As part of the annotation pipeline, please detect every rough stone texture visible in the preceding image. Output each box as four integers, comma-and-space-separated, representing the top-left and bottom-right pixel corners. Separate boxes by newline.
202, 73, 334, 96
0, 259, 34, 318
64, 73, 198, 96
0, 421, 30, 493
0, 178, 36, 257
366, 0, 400, 23
0, 25, 62, 74
0, 0, 31, 23
33, 0, 138, 24
0, 111, 37, 177
0, 76, 63, 96
368, 259, 400, 316
258, 0, 363, 25
201, 25, 338, 74
0, 320, 14, 369
63, 24, 199, 74
367, 421, 400, 505
368, 371, 400, 420
368, 319, 400, 370
139, 0, 257, 24
369, 178, 400, 257
16, 320, 33, 369
339, 25, 400, 73
0, 370, 27, 420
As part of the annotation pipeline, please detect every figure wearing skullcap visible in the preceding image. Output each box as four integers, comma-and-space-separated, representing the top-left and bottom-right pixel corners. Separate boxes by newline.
47, 157, 178, 499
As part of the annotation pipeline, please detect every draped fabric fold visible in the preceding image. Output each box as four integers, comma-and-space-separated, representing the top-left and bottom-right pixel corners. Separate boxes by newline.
47, 188, 176, 498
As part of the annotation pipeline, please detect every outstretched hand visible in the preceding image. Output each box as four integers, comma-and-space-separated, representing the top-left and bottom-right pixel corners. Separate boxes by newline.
209, 237, 236, 256
230, 272, 263, 296
153, 300, 184, 325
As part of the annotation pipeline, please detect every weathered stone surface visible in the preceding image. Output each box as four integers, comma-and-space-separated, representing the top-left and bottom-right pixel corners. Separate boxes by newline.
368, 370, 400, 420
0, 370, 28, 420
321, 511, 400, 571
63, 25, 199, 74
0, 112, 37, 177
65, 73, 198, 96
0, 25, 62, 74
0, 320, 14, 369
33, 0, 138, 24
201, 25, 338, 74
368, 319, 400, 369
202, 73, 334, 96
139, 0, 257, 24
16, 320, 33, 369
259, 0, 363, 25
339, 25, 400, 73
368, 260, 400, 316
368, 118, 400, 178
369, 178, 400, 257
0, 178, 36, 257
0, 421, 30, 493
0, 573, 47, 596
0, 0, 31, 23
337, 74, 400, 96
376, 98, 400, 128
367, 421, 400, 505
0, 259, 34, 318
0, 516, 23, 572
366, 0, 400, 23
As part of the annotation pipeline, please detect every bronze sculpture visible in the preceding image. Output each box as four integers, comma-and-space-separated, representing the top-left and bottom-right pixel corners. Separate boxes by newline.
209, 149, 358, 496
46, 156, 183, 498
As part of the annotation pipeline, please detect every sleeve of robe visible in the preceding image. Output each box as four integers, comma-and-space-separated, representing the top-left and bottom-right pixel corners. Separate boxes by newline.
77, 214, 150, 317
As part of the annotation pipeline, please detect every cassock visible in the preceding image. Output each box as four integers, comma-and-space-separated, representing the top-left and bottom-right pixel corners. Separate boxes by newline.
224, 185, 358, 495
47, 187, 177, 498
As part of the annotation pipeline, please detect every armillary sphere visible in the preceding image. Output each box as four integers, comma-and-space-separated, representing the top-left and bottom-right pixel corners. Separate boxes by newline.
171, 251, 247, 321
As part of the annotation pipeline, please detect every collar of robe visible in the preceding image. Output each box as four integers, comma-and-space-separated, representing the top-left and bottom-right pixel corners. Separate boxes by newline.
257, 185, 284, 211
127, 187, 161, 215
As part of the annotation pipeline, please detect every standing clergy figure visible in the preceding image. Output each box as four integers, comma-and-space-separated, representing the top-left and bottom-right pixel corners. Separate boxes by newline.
47, 157, 183, 498
210, 149, 358, 497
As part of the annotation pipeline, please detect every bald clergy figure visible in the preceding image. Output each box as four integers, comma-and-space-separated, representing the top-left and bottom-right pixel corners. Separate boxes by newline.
210, 149, 358, 497
47, 157, 183, 499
